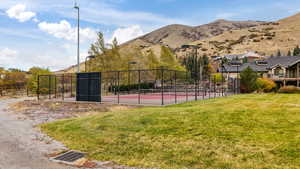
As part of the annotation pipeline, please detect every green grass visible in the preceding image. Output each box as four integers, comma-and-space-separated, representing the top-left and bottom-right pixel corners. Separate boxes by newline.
41, 94, 300, 169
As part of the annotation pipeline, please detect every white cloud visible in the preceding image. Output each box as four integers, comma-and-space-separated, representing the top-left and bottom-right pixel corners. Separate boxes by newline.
0, 48, 18, 67
38, 20, 97, 42
110, 25, 144, 44
6, 4, 36, 22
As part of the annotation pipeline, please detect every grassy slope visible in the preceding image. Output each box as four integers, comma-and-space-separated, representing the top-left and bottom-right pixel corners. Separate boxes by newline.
41, 94, 300, 169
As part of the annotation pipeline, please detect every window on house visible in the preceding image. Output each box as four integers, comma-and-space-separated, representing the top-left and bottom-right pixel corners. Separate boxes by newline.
274, 67, 283, 76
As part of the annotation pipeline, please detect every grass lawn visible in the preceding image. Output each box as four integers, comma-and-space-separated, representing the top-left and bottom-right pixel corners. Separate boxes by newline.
41, 94, 300, 169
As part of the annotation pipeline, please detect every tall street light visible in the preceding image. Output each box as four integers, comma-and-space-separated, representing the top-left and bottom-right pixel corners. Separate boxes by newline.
74, 3, 80, 73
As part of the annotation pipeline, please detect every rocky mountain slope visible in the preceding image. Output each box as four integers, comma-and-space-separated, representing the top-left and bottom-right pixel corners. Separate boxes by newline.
133, 20, 264, 49
187, 13, 300, 57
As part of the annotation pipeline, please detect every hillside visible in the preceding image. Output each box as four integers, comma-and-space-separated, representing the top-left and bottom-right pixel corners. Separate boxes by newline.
60, 19, 263, 73
61, 12, 300, 73
130, 20, 263, 49
188, 13, 300, 56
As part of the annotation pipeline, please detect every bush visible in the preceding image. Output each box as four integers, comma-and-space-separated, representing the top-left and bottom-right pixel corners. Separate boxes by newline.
240, 67, 258, 93
109, 83, 155, 93
211, 73, 224, 84
278, 86, 300, 94
256, 78, 276, 93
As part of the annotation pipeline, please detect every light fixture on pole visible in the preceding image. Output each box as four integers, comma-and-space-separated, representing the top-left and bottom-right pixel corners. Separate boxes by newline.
74, 2, 80, 73
85, 55, 96, 72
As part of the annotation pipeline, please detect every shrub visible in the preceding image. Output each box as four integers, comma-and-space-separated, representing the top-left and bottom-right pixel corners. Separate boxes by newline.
249, 34, 258, 39
109, 83, 155, 93
278, 86, 300, 94
256, 78, 276, 93
240, 67, 258, 93
211, 73, 224, 84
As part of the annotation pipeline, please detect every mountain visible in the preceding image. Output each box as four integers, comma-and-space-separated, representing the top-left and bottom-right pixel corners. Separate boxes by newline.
126, 19, 264, 49
187, 13, 300, 56
61, 12, 300, 73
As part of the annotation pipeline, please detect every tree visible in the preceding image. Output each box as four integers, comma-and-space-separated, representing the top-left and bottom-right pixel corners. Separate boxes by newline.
160, 46, 184, 70
242, 57, 248, 63
182, 53, 211, 81
277, 50, 282, 57
240, 67, 258, 93
256, 78, 276, 93
27, 67, 51, 93
287, 50, 292, 56
211, 73, 224, 83
145, 50, 160, 69
293, 45, 300, 56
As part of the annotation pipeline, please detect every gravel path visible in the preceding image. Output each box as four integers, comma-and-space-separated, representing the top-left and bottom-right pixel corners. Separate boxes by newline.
0, 98, 139, 169
0, 98, 79, 169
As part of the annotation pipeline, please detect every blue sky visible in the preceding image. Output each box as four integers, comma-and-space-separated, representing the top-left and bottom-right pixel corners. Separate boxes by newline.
1, 0, 300, 71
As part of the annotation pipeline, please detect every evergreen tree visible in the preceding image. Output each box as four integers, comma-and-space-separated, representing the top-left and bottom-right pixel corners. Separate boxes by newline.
287, 50, 292, 56
240, 67, 258, 93
277, 50, 282, 57
293, 45, 300, 56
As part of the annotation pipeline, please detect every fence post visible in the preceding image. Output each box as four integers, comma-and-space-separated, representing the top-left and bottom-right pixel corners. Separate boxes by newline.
62, 74, 65, 101
185, 71, 188, 102
70, 74, 73, 97
161, 68, 164, 106
202, 78, 205, 100
138, 70, 141, 104
214, 76, 216, 98
48, 75, 51, 99
117, 71, 120, 104
37, 75, 40, 100
174, 70, 177, 104
54, 76, 57, 98
208, 75, 211, 99
194, 77, 197, 101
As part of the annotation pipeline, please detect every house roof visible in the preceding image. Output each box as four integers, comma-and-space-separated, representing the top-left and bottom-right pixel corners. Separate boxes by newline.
220, 56, 300, 73
222, 51, 262, 60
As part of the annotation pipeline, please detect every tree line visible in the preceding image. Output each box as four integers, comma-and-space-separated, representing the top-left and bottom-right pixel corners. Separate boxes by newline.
0, 67, 51, 96
88, 32, 185, 72
274, 45, 300, 57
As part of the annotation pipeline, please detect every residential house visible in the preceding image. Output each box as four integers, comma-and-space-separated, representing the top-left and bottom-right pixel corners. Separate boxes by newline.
219, 56, 300, 87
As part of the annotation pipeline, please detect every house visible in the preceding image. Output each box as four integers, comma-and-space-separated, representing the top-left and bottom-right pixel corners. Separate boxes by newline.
215, 51, 265, 62
219, 56, 300, 87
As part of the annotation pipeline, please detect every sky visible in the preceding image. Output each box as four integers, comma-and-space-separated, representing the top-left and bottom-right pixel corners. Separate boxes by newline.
1, 0, 300, 71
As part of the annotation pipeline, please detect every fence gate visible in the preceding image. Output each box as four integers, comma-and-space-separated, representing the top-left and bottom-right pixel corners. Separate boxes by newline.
76, 72, 101, 102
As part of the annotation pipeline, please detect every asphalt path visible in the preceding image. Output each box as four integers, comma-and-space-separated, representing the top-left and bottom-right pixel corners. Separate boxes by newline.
0, 98, 76, 169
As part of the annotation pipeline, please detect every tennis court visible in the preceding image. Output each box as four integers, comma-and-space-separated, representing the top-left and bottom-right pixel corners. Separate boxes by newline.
37, 68, 238, 105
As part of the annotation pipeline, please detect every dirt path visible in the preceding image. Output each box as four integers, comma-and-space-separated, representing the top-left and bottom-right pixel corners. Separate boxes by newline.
0, 98, 77, 169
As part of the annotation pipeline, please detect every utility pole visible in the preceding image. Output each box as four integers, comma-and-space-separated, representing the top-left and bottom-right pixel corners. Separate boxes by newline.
74, 2, 80, 73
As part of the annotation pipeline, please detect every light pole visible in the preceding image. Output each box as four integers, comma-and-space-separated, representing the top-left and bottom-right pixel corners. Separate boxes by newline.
74, 3, 80, 73
85, 55, 96, 72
